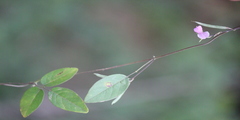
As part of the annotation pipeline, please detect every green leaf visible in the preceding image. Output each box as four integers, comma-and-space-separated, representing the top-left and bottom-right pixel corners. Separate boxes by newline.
84, 74, 130, 103
48, 87, 88, 113
41, 68, 78, 87
193, 21, 232, 30
20, 87, 44, 118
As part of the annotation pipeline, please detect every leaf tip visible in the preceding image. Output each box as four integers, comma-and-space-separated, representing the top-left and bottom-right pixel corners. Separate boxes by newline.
20, 109, 28, 118
82, 108, 89, 114
94, 73, 107, 78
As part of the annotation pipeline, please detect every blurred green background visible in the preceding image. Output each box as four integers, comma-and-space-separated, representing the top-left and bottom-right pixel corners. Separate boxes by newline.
0, 0, 240, 120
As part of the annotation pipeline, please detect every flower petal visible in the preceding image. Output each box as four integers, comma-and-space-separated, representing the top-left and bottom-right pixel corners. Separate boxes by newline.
194, 26, 203, 33
197, 31, 210, 40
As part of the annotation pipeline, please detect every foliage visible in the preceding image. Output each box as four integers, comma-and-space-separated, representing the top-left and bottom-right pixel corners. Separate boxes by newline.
18, 68, 88, 117
1, 22, 238, 117
0, 1, 240, 119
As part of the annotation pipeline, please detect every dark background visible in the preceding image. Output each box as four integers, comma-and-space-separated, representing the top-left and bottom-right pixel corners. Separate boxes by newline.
0, 0, 240, 120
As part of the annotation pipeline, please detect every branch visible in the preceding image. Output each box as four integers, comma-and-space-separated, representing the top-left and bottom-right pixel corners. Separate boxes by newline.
77, 25, 240, 74
1, 25, 239, 87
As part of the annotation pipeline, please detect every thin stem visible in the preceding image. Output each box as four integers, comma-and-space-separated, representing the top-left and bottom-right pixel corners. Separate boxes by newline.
127, 56, 155, 78
129, 56, 155, 82
154, 31, 226, 60
1, 25, 239, 87
77, 26, 239, 75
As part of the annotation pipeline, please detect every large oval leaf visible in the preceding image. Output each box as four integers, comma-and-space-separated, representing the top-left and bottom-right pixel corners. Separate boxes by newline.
84, 74, 130, 103
41, 68, 78, 87
48, 87, 88, 113
20, 87, 44, 118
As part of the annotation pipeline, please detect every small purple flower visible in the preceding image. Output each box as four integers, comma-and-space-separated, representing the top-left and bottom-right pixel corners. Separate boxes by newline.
197, 31, 210, 40
194, 25, 210, 41
194, 25, 203, 33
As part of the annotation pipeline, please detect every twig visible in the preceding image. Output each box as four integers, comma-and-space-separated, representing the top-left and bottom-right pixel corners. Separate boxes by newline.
129, 56, 156, 82
77, 26, 240, 75
1, 26, 239, 87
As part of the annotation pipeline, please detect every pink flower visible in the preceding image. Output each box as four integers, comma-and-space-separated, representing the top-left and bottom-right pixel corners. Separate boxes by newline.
197, 32, 210, 40
193, 25, 210, 41
194, 25, 204, 34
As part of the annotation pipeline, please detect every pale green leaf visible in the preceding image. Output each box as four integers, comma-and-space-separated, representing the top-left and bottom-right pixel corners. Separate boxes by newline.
84, 74, 130, 103
193, 21, 232, 30
48, 87, 88, 113
20, 87, 44, 118
41, 68, 78, 87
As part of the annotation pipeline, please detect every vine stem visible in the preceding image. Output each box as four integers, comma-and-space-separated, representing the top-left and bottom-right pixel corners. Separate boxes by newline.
129, 56, 156, 82
77, 25, 240, 74
0, 25, 239, 87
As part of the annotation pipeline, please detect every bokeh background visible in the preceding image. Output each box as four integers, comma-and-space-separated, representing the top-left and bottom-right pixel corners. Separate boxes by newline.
0, 0, 240, 120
